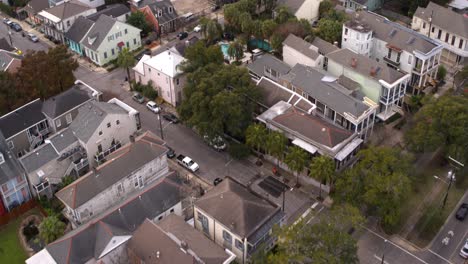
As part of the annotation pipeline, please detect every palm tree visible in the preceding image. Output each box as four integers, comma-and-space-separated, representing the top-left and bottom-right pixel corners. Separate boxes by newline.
39, 215, 66, 244
205, 20, 222, 45
284, 146, 308, 187
227, 40, 244, 62
117, 47, 136, 90
245, 123, 267, 158
309, 156, 335, 200
266, 131, 287, 167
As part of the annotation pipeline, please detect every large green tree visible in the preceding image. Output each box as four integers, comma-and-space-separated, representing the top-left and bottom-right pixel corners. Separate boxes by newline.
227, 40, 244, 61
405, 95, 468, 164
126, 11, 152, 35
39, 216, 66, 244
335, 146, 412, 230
117, 47, 136, 89
309, 155, 335, 199
284, 146, 308, 186
317, 19, 343, 43
0, 71, 20, 114
246, 123, 268, 154
266, 130, 287, 166
178, 41, 224, 73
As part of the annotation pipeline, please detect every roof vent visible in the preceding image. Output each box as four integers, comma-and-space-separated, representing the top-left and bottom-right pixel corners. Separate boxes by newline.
321, 127, 326, 132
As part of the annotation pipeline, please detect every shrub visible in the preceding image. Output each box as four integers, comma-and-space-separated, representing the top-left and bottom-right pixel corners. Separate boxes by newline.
437, 65, 447, 81
0, 3, 13, 16
228, 142, 251, 160
23, 222, 39, 241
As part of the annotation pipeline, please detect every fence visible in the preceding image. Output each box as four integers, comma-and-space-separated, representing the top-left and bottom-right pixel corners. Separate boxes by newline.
0, 200, 44, 228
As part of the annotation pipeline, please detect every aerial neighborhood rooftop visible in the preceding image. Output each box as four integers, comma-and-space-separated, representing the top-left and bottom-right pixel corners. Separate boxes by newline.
0, 0, 467, 263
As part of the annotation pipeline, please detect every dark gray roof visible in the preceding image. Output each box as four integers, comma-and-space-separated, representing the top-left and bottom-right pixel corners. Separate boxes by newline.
81, 14, 117, 51
69, 101, 126, 143
195, 178, 280, 238
327, 48, 407, 84
0, 132, 24, 185
311, 37, 339, 55
19, 143, 58, 173
42, 0, 93, 20
0, 38, 15, 52
277, 0, 306, 13
248, 209, 284, 244
23, 0, 49, 14
172, 36, 199, 56
48, 128, 78, 153
346, 11, 440, 54
56, 133, 167, 209
0, 99, 46, 139
138, 0, 177, 24
283, 34, 320, 60
64, 16, 94, 43
42, 85, 93, 119
87, 4, 130, 22
280, 64, 370, 118
415, 2, 468, 39
46, 174, 182, 264
247, 54, 291, 79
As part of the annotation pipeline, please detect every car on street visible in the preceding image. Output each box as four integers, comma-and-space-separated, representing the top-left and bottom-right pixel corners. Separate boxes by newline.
166, 147, 175, 159
176, 154, 199, 172
3, 18, 12, 26
455, 203, 468, 221
177, 32, 188, 40
213, 178, 223, 186
10, 22, 22, 32
163, 113, 179, 123
460, 239, 468, 259
203, 135, 227, 151
27, 33, 39, 42
132, 92, 145, 104
146, 101, 160, 113
193, 25, 202, 33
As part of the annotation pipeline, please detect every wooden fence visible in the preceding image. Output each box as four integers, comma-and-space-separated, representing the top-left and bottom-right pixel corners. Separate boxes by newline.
0, 200, 44, 228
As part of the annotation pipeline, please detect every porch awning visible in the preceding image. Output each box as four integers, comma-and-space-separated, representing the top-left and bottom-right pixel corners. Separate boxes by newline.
292, 138, 317, 154
335, 138, 363, 161
117, 41, 125, 47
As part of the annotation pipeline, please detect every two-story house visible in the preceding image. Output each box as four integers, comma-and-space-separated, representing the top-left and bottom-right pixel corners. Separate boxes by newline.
342, 10, 444, 94
26, 173, 184, 264
282, 34, 323, 68
412, 2, 468, 67
0, 132, 31, 216
0, 99, 50, 158
86, 3, 130, 22
55, 132, 169, 226
38, 0, 96, 44
326, 48, 411, 121
133, 50, 186, 106
130, 0, 178, 35
194, 178, 284, 263
80, 14, 141, 66
277, 0, 322, 23
247, 53, 291, 82
341, 0, 384, 11
19, 0, 50, 26
69, 99, 140, 167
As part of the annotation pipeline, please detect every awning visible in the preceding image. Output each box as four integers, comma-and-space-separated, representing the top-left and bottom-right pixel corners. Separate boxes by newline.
292, 138, 317, 154
117, 41, 125, 47
335, 138, 363, 161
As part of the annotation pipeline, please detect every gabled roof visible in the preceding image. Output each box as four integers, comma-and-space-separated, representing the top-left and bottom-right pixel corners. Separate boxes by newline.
136, 0, 177, 24
80, 14, 117, 51
68, 101, 126, 143
0, 51, 21, 72
56, 132, 167, 209
64, 16, 95, 43
48, 128, 78, 153
327, 48, 407, 84
19, 143, 58, 173
195, 178, 281, 239
311, 37, 339, 55
247, 53, 291, 79
0, 99, 46, 139
143, 50, 185, 77
23, 0, 50, 14
41, 0, 93, 20
345, 11, 441, 54
415, 2, 468, 39
0, 131, 24, 185
283, 34, 320, 60
87, 4, 130, 21
42, 85, 93, 119
277, 0, 307, 14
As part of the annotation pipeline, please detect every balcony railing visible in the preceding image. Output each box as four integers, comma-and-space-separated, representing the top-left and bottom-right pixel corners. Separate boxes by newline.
94, 141, 122, 164
383, 56, 400, 67
380, 90, 405, 105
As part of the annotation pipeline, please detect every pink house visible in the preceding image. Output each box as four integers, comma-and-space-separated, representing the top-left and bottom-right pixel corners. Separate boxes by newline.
133, 50, 186, 106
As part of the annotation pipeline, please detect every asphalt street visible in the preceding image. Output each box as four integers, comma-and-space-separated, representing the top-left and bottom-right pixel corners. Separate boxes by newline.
0, 15, 49, 54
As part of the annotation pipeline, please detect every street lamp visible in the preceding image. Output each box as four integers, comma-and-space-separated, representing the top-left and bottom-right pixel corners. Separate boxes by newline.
381, 239, 388, 264
434, 170, 456, 209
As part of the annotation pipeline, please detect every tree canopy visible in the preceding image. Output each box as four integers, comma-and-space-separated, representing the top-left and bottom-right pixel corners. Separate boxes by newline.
39, 216, 66, 244
126, 11, 152, 35
117, 47, 136, 88
178, 41, 224, 73
334, 146, 412, 230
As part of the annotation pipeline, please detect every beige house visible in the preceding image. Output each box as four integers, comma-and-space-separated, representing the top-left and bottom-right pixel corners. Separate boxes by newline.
194, 178, 284, 263
133, 50, 186, 106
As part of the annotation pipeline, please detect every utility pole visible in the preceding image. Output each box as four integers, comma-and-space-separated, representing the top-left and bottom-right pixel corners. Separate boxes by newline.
8, 31, 13, 47
381, 239, 388, 264
157, 111, 164, 140
442, 170, 455, 209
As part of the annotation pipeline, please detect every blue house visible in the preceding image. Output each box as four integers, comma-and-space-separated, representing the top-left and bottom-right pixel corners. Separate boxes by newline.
64, 16, 95, 56
0, 132, 31, 215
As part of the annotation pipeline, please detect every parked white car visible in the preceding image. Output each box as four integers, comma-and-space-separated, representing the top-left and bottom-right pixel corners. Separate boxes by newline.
461, 238, 468, 259
146, 101, 160, 113
194, 25, 202, 33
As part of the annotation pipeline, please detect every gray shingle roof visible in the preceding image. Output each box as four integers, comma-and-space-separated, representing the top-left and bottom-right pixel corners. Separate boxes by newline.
46, 174, 182, 264
414, 2, 468, 39
311, 37, 339, 55
346, 11, 440, 54
48, 128, 78, 153
56, 133, 167, 209
42, 0, 93, 20
138, 0, 177, 24
42, 85, 93, 119
0, 38, 15, 52
81, 14, 117, 51
280, 64, 370, 118
64, 16, 94, 43
69, 101, 126, 143
23, 0, 49, 14
19, 143, 58, 173
0, 131, 24, 185
87, 4, 129, 22
283, 34, 320, 60
195, 178, 280, 238
0, 99, 46, 139
247, 54, 291, 79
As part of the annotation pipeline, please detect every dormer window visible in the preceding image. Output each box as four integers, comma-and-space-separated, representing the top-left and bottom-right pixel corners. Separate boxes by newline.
88, 36, 97, 45
0, 152, 4, 165
158, 10, 162, 17
169, 7, 173, 13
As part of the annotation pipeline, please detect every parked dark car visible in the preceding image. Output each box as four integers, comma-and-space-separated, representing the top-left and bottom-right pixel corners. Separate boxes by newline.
177, 32, 188, 40
213, 178, 223, 186
456, 203, 468, 221
134, 49, 151, 61
166, 147, 176, 159
211, 5, 220, 11
163, 113, 179, 123
10, 22, 22, 32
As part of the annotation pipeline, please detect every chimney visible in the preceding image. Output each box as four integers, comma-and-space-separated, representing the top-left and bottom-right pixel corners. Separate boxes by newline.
129, 135, 135, 143
351, 58, 357, 68
370, 66, 376, 76
180, 241, 189, 252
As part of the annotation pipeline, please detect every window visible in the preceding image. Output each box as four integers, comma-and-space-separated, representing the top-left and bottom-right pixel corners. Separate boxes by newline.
104, 52, 107, 59
170, 208, 174, 213
451, 36, 456, 46
148, 68, 151, 72
55, 119, 61, 128
422, 22, 426, 29
344, 28, 348, 35
2, 184, 8, 192
134, 175, 143, 188
459, 39, 464, 49
66, 113, 72, 124
66, 20, 70, 27
367, 34, 370, 40
357, 34, 360, 40
198, 212, 209, 234
387, 48, 391, 58
158, 216, 163, 220
133, 38, 136, 45
158, 10, 162, 17
116, 120, 120, 125
124, 29, 128, 34
437, 29, 441, 39
107, 122, 111, 128
169, 7, 173, 13
108, 35, 114, 42
223, 230, 232, 244
408, 55, 413, 64
98, 131, 102, 136
111, 48, 115, 55
7, 141, 13, 150
431, 26, 435, 33
235, 239, 243, 251
0, 153, 4, 164
396, 52, 401, 63
176, 78, 179, 85
445, 33, 449, 43
117, 183, 123, 193
126, 41, 129, 48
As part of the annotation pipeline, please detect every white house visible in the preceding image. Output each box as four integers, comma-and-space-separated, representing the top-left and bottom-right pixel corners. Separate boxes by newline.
133, 50, 186, 106
342, 10, 443, 94
282, 34, 323, 68
278, 0, 323, 23
412, 2, 468, 67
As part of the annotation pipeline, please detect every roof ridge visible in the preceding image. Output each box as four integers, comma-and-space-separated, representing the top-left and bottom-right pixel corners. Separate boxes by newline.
98, 221, 114, 236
